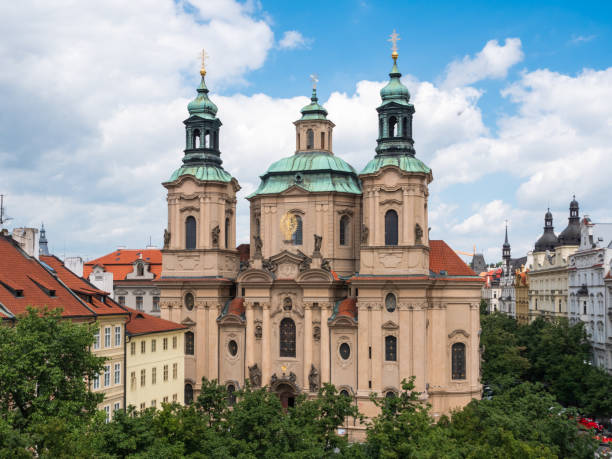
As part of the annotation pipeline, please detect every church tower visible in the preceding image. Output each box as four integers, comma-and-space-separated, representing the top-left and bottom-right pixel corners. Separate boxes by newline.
502, 223, 511, 274
159, 54, 240, 401
358, 34, 433, 276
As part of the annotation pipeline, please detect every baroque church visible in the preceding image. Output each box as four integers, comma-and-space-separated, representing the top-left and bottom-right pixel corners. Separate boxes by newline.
158, 42, 483, 425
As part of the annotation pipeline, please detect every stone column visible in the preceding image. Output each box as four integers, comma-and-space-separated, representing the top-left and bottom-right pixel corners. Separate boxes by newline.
357, 302, 369, 393
430, 303, 447, 390
196, 304, 206, 384
412, 304, 427, 394
303, 304, 313, 391
374, 189, 381, 245
402, 187, 410, 245
398, 304, 412, 383
371, 305, 382, 390
245, 302, 255, 369
470, 303, 480, 389
208, 305, 218, 380
262, 304, 271, 385
199, 196, 206, 249
320, 304, 330, 383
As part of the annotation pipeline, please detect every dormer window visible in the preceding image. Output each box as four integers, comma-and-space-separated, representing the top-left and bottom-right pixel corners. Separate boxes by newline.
137, 263, 144, 277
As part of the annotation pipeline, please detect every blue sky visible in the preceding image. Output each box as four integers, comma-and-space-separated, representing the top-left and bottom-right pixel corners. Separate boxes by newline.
0, 0, 611, 263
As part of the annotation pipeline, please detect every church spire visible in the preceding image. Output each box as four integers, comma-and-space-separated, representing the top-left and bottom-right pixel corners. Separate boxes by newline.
502, 222, 510, 261
39, 223, 49, 256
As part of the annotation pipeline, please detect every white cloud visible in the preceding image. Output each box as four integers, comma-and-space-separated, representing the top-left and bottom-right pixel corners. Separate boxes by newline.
278, 30, 308, 49
443, 38, 524, 88
570, 34, 596, 44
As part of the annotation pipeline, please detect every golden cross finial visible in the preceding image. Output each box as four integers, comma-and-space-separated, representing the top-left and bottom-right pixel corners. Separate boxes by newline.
310, 73, 319, 89
200, 48, 209, 76
388, 29, 400, 61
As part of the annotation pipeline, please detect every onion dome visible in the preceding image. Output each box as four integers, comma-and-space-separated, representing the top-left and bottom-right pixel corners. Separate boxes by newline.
534, 209, 559, 252
299, 88, 328, 121
558, 196, 581, 245
380, 60, 411, 106
187, 68, 218, 120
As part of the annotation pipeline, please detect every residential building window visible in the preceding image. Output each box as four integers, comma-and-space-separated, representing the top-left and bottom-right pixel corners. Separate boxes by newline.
172, 336, 177, 349
185, 332, 194, 355
113, 402, 120, 412
114, 363, 121, 385
185, 383, 193, 405
385, 335, 397, 361
140, 402, 145, 411
163, 396, 168, 403
141, 340, 146, 354
280, 318, 296, 357
140, 369, 146, 387
452, 343, 466, 380
339, 215, 349, 246
115, 326, 121, 347
151, 399, 156, 408
130, 371, 136, 390
130, 342, 136, 355
118, 296, 125, 306
163, 365, 169, 381
152, 367, 157, 385
153, 296, 160, 311
136, 296, 143, 311
163, 337, 168, 350
151, 339, 156, 352
584, 301, 587, 315
93, 374, 100, 390
93, 329, 100, 350
104, 405, 110, 423
292, 215, 303, 245
172, 393, 177, 402
186, 216, 197, 250
173, 363, 178, 379
104, 365, 111, 387
385, 210, 398, 245
104, 327, 111, 348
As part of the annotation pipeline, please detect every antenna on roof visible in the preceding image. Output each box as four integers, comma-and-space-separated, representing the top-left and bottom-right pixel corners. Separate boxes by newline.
0, 195, 14, 228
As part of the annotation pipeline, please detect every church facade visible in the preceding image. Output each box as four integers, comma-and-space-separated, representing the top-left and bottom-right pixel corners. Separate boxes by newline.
158, 46, 483, 425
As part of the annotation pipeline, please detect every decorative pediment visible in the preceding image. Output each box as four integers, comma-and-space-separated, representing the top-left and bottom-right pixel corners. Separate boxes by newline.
236, 268, 274, 285
181, 317, 196, 326
337, 208, 354, 216
217, 314, 245, 326
448, 329, 470, 339
180, 205, 200, 213
329, 315, 357, 328
280, 185, 308, 195
382, 320, 399, 330
379, 199, 403, 206
296, 268, 335, 284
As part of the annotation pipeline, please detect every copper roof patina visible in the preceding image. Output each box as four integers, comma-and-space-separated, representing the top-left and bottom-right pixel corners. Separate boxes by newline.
168, 164, 232, 183
360, 154, 431, 175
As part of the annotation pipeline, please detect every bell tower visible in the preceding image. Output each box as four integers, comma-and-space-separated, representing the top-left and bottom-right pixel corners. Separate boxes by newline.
293, 75, 335, 153
358, 32, 432, 275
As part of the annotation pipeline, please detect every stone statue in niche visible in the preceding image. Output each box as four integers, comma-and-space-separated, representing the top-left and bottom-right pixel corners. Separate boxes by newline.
309, 365, 319, 392
321, 258, 331, 272
283, 297, 292, 311
163, 229, 171, 249
255, 324, 262, 339
415, 223, 423, 244
313, 234, 323, 256
313, 325, 321, 341
361, 224, 369, 244
248, 363, 262, 388
253, 235, 263, 258
289, 371, 297, 383
212, 225, 220, 247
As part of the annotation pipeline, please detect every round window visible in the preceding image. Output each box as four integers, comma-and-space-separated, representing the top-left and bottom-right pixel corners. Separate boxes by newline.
228, 340, 238, 356
339, 342, 351, 360
385, 293, 396, 312
184, 292, 194, 311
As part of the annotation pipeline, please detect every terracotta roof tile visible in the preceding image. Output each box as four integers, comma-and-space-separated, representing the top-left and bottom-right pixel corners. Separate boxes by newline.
429, 240, 477, 276
83, 249, 162, 280
227, 297, 245, 316
336, 297, 357, 320
125, 310, 187, 336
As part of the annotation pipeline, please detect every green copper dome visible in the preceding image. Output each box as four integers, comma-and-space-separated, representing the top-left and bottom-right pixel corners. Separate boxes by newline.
167, 164, 232, 183
360, 154, 430, 176
248, 152, 362, 197
187, 74, 218, 120
379, 61, 411, 107
300, 88, 328, 121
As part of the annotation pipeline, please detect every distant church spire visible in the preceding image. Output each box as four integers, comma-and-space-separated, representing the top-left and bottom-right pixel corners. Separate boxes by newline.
39, 223, 49, 256
502, 222, 510, 261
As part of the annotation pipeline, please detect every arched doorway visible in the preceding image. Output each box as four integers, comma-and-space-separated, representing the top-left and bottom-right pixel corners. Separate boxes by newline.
276, 383, 296, 410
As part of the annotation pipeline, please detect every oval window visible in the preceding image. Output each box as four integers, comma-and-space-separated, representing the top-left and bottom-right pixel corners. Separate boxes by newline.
228, 340, 238, 356
339, 342, 351, 360
385, 293, 396, 312
184, 292, 194, 311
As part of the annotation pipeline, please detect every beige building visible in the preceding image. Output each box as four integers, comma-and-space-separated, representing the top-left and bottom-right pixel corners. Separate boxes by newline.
515, 268, 529, 325
159, 48, 482, 430
125, 311, 187, 409
528, 201, 580, 322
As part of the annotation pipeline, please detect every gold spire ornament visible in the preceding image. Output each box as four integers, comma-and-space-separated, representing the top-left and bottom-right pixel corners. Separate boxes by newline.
388, 29, 400, 62
200, 48, 209, 76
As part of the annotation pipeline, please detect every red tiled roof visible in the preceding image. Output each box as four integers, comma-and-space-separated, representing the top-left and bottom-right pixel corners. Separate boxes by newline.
429, 240, 477, 276
41, 255, 128, 317
125, 310, 187, 336
336, 297, 357, 320
83, 249, 162, 280
237, 244, 250, 262
0, 236, 94, 318
227, 297, 245, 316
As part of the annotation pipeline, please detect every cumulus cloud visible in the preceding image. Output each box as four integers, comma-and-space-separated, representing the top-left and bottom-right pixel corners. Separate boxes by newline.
442, 38, 524, 88
278, 30, 309, 49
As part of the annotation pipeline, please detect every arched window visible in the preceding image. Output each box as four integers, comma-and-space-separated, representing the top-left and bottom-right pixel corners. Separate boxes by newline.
204, 131, 210, 148
225, 217, 230, 248
339, 215, 349, 246
340, 389, 350, 397
137, 263, 144, 276
385, 210, 398, 245
292, 215, 303, 245
227, 384, 236, 405
402, 117, 408, 138
193, 129, 201, 148
184, 383, 193, 405
385, 335, 397, 361
451, 343, 466, 380
385, 391, 396, 398
321, 132, 325, 149
279, 318, 296, 357
185, 331, 194, 355
379, 118, 383, 138
185, 216, 196, 250
306, 129, 314, 149
388, 116, 397, 137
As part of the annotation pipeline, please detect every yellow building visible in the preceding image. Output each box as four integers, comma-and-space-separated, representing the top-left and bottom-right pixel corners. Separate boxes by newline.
125, 311, 187, 409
